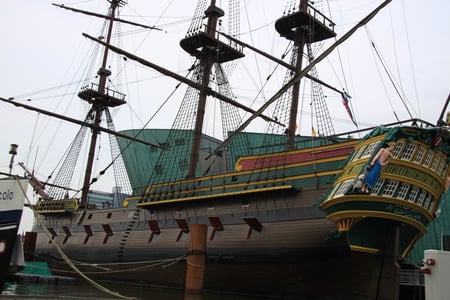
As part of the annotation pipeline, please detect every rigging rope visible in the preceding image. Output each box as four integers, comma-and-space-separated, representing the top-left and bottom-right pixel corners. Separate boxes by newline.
307, 43, 335, 137
208, 0, 393, 158
187, 0, 208, 35
47, 117, 89, 200
142, 0, 248, 184
99, 73, 187, 195
105, 108, 133, 205
400, 0, 420, 117
365, 28, 415, 119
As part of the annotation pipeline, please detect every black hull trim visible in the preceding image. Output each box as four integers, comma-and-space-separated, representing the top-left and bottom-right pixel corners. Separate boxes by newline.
41, 246, 399, 299
0, 225, 20, 292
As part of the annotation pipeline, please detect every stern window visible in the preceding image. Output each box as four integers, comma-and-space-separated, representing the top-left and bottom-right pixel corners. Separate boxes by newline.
372, 179, 385, 195
401, 144, 416, 160
397, 183, 410, 200
423, 194, 433, 210
413, 146, 426, 164
431, 155, 441, 171
407, 186, 420, 202
423, 151, 434, 167
392, 141, 404, 158
361, 142, 380, 158
416, 190, 427, 206
382, 180, 398, 196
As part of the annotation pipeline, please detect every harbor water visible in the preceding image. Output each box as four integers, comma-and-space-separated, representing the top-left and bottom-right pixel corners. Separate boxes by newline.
0, 279, 267, 300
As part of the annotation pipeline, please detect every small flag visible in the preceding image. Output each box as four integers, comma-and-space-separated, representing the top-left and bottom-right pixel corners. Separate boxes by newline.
342, 91, 357, 126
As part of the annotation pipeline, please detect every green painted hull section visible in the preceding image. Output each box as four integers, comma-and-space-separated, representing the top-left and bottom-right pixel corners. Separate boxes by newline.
347, 218, 420, 255
320, 125, 450, 257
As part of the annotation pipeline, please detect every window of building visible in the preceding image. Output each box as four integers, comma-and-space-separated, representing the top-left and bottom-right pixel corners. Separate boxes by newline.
175, 138, 185, 146
160, 142, 171, 149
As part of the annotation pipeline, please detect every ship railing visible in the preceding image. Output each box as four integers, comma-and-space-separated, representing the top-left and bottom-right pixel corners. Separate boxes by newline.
246, 118, 435, 152
79, 83, 126, 102
35, 198, 79, 214
289, 2, 335, 32
185, 24, 244, 55
308, 3, 335, 31
399, 269, 424, 286
327, 118, 437, 140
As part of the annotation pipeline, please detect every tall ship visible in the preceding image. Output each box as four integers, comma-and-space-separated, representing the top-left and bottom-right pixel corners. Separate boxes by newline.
1, 0, 449, 299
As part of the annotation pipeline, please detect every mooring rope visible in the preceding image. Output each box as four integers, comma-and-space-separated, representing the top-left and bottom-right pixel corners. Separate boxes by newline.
38, 255, 187, 275
16, 176, 136, 300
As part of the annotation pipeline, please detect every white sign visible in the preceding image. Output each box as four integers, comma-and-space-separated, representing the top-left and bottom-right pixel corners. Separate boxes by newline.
0, 179, 28, 212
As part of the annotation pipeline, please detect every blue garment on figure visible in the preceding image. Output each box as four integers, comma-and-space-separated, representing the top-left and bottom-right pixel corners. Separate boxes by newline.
364, 159, 382, 189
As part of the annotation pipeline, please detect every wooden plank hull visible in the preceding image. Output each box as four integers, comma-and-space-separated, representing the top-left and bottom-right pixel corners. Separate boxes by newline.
30, 187, 400, 299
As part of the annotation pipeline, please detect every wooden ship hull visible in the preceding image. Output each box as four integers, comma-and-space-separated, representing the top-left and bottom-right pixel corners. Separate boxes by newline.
29, 169, 396, 298
27, 125, 450, 298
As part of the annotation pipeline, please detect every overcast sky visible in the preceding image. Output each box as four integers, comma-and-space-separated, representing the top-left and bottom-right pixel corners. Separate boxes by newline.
0, 1, 449, 231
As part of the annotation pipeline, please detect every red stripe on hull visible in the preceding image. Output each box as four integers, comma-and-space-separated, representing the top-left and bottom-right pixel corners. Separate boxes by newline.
237, 144, 355, 171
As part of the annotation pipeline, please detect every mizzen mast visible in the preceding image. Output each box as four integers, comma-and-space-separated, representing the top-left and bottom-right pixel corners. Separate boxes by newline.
275, 0, 336, 149
77, 0, 127, 207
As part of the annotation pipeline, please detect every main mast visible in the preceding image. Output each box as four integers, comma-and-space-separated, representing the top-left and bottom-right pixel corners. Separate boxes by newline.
180, 0, 244, 178
78, 0, 127, 206
275, 0, 336, 149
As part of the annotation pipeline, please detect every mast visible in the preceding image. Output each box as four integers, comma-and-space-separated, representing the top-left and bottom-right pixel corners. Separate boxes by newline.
180, 0, 244, 178
78, 0, 127, 207
188, 1, 219, 179
275, 0, 336, 149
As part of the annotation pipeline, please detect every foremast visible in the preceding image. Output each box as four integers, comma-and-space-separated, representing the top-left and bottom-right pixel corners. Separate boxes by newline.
77, 0, 127, 206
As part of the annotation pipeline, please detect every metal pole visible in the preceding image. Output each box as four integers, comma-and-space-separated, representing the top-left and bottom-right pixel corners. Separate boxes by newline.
8, 144, 18, 174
